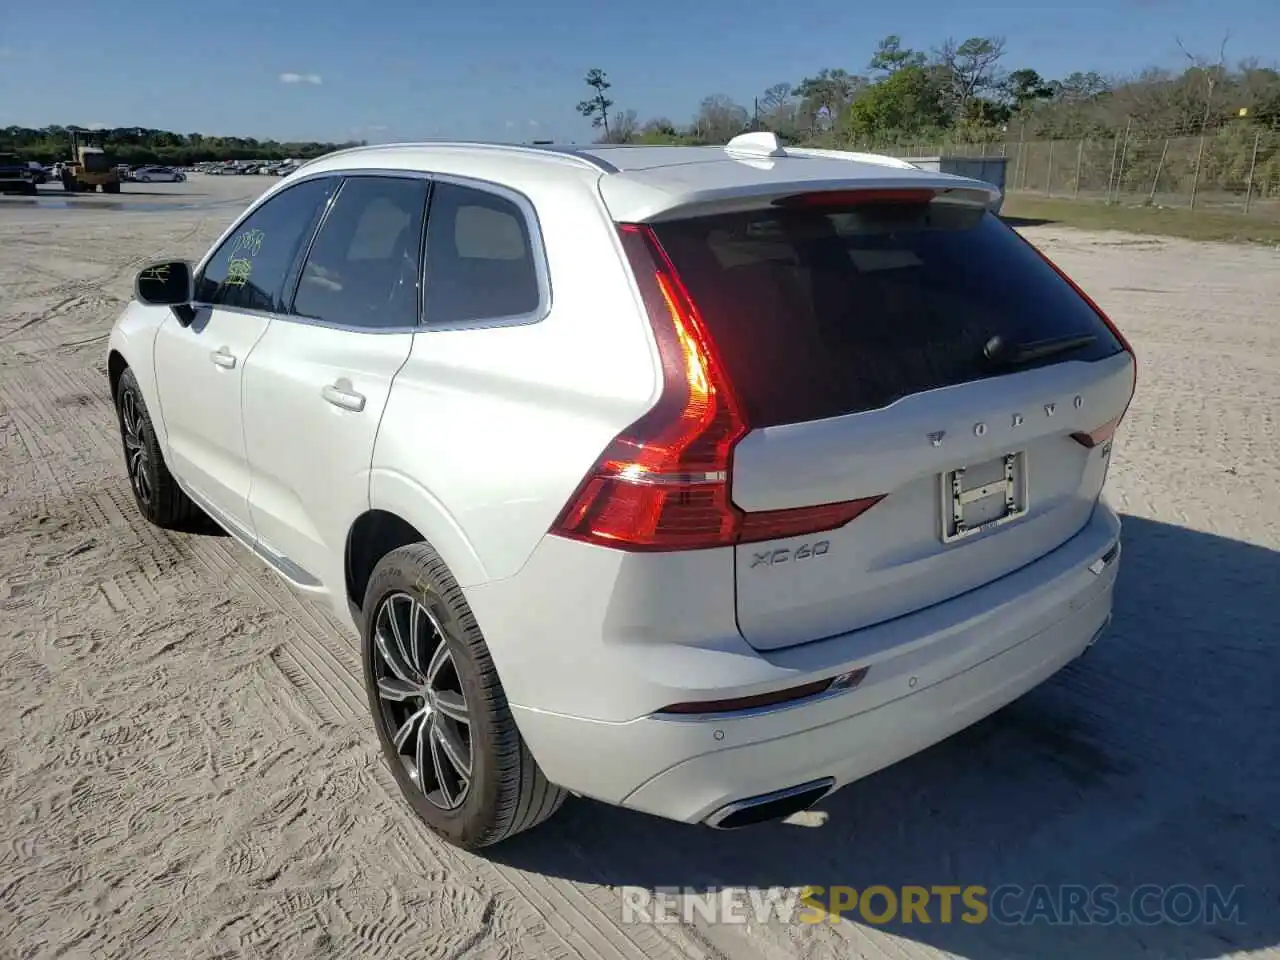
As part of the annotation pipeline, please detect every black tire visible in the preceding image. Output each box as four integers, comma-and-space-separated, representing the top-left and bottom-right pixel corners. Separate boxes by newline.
103, 182, 120, 194
23, 182, 37, 196
361, 543, 567, 849
114, 368, 201, 528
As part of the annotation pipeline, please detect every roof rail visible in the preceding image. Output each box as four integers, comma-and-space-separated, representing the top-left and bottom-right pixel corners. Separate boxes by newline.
783, 146, 917, 170
293, 140, 612, 174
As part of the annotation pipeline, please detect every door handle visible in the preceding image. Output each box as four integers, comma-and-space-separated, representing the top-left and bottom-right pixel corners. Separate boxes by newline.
210, 348, 236, 369
321, 382, 366, 412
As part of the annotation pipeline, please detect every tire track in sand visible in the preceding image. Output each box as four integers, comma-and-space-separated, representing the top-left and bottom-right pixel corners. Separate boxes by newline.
179, 528, 715, 960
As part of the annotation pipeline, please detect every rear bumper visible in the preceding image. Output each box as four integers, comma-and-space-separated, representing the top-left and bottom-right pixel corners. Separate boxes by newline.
624, 590, 1109, 824
494, 502, 1121, 825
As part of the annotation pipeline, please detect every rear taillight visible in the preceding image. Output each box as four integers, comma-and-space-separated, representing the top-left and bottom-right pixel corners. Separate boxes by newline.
1014, 232, 1137, 450
1071, 416, 1122, 450
549, 223, 882, 552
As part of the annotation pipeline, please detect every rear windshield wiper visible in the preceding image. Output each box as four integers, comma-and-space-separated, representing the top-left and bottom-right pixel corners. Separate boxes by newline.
983, 334, 1097, 368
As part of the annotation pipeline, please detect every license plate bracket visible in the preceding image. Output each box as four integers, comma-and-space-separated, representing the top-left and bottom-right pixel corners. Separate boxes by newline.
940, 452, 1028, 544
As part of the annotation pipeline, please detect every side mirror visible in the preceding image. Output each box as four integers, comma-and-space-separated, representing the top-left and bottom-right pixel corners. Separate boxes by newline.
135, 260, 197, 326
135, 260, 194, 307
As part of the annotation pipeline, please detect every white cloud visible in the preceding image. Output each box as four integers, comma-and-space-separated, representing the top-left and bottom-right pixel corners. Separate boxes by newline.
86, 122, 109, 131
504, 120, 516, 129
280, 72, 322, 85
528, 120, 540, 128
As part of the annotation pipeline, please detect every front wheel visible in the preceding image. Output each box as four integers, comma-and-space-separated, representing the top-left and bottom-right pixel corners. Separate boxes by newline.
361, 543, 567, 849
114, 368, 201, 528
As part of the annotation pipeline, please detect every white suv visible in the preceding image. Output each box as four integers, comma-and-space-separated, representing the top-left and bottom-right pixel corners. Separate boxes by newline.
108, 133, 1135, 850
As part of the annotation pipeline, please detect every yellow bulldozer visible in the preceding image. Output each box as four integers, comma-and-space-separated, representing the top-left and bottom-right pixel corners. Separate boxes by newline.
61, 130, 121, 193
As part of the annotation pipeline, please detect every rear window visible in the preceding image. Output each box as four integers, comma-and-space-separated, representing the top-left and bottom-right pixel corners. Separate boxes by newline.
652, 205, 1123, 427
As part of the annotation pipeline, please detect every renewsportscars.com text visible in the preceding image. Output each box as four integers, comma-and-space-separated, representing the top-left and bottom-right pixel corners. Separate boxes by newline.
621, 884, 1245, 927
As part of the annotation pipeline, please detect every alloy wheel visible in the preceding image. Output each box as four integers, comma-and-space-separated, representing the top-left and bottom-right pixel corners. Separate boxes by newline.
372, 592, 473, 810
119, 389, 152, 506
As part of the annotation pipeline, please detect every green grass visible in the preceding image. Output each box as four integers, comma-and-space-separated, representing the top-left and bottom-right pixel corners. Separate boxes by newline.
1000, 195, 1280, 244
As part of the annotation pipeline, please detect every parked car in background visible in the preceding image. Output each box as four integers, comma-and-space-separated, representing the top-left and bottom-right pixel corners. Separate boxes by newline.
0, 152, 37, 195
107, 134, 1134, 852
133, 166, 186, 183
27, 162, 48, 185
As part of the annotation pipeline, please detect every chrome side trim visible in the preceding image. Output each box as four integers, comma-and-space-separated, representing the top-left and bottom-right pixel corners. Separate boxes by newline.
179, 481, 255, 545
178, 482, 323, 589
254, 538, 323, 588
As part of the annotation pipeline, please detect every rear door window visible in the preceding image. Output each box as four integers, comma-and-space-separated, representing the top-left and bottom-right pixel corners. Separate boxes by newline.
651, 205, 1123, 427
290, 175, 430, 329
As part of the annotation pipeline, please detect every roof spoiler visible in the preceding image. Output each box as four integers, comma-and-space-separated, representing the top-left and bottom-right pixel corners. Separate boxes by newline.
723, 132, 918, 171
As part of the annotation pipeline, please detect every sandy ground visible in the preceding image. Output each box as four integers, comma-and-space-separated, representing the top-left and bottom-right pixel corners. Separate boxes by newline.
0, 175, 1276, 960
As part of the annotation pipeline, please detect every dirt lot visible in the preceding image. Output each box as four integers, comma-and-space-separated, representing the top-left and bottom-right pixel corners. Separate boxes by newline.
1, 176, 1277, 960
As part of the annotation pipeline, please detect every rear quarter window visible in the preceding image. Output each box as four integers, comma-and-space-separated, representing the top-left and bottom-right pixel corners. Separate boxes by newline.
422, 182, 541, 326
653, 207, 1123, 427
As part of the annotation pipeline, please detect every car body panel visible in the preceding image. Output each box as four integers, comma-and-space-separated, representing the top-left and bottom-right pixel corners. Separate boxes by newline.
731, 352, 1133, 649
243, 320, 414, 597
107, 138, 1130, 833
151, 306, 270, 532
108, 302, 169, 447
368, 165, 659, 588
488, 502, 1119, 816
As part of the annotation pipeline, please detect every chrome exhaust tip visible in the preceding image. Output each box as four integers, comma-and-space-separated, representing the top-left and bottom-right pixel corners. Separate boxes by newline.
704, 778, 835, 830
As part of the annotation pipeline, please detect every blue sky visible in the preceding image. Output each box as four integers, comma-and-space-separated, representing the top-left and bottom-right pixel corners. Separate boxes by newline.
2, 0, 1277, 143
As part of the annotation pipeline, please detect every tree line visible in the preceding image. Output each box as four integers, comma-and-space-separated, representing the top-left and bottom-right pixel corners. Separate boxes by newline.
0, 126, 361, 166
576, 35, 1280, 148
5, 35, 1277, 179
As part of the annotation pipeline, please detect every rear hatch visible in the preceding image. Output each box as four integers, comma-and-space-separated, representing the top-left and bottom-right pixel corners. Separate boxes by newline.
648, 193, 1134, 651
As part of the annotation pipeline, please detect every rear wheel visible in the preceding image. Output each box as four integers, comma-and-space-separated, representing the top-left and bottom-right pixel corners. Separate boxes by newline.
361, 543, 567, 849
114, 368, 200, 528
103, 182, 120, 194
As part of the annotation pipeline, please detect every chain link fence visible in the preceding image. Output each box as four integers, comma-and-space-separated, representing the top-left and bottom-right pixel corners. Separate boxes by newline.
859, 125, 1280, 219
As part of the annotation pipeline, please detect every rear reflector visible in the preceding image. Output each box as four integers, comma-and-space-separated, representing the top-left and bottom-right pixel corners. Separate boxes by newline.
658, 667, 868, 716
548, 223, 884, 552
